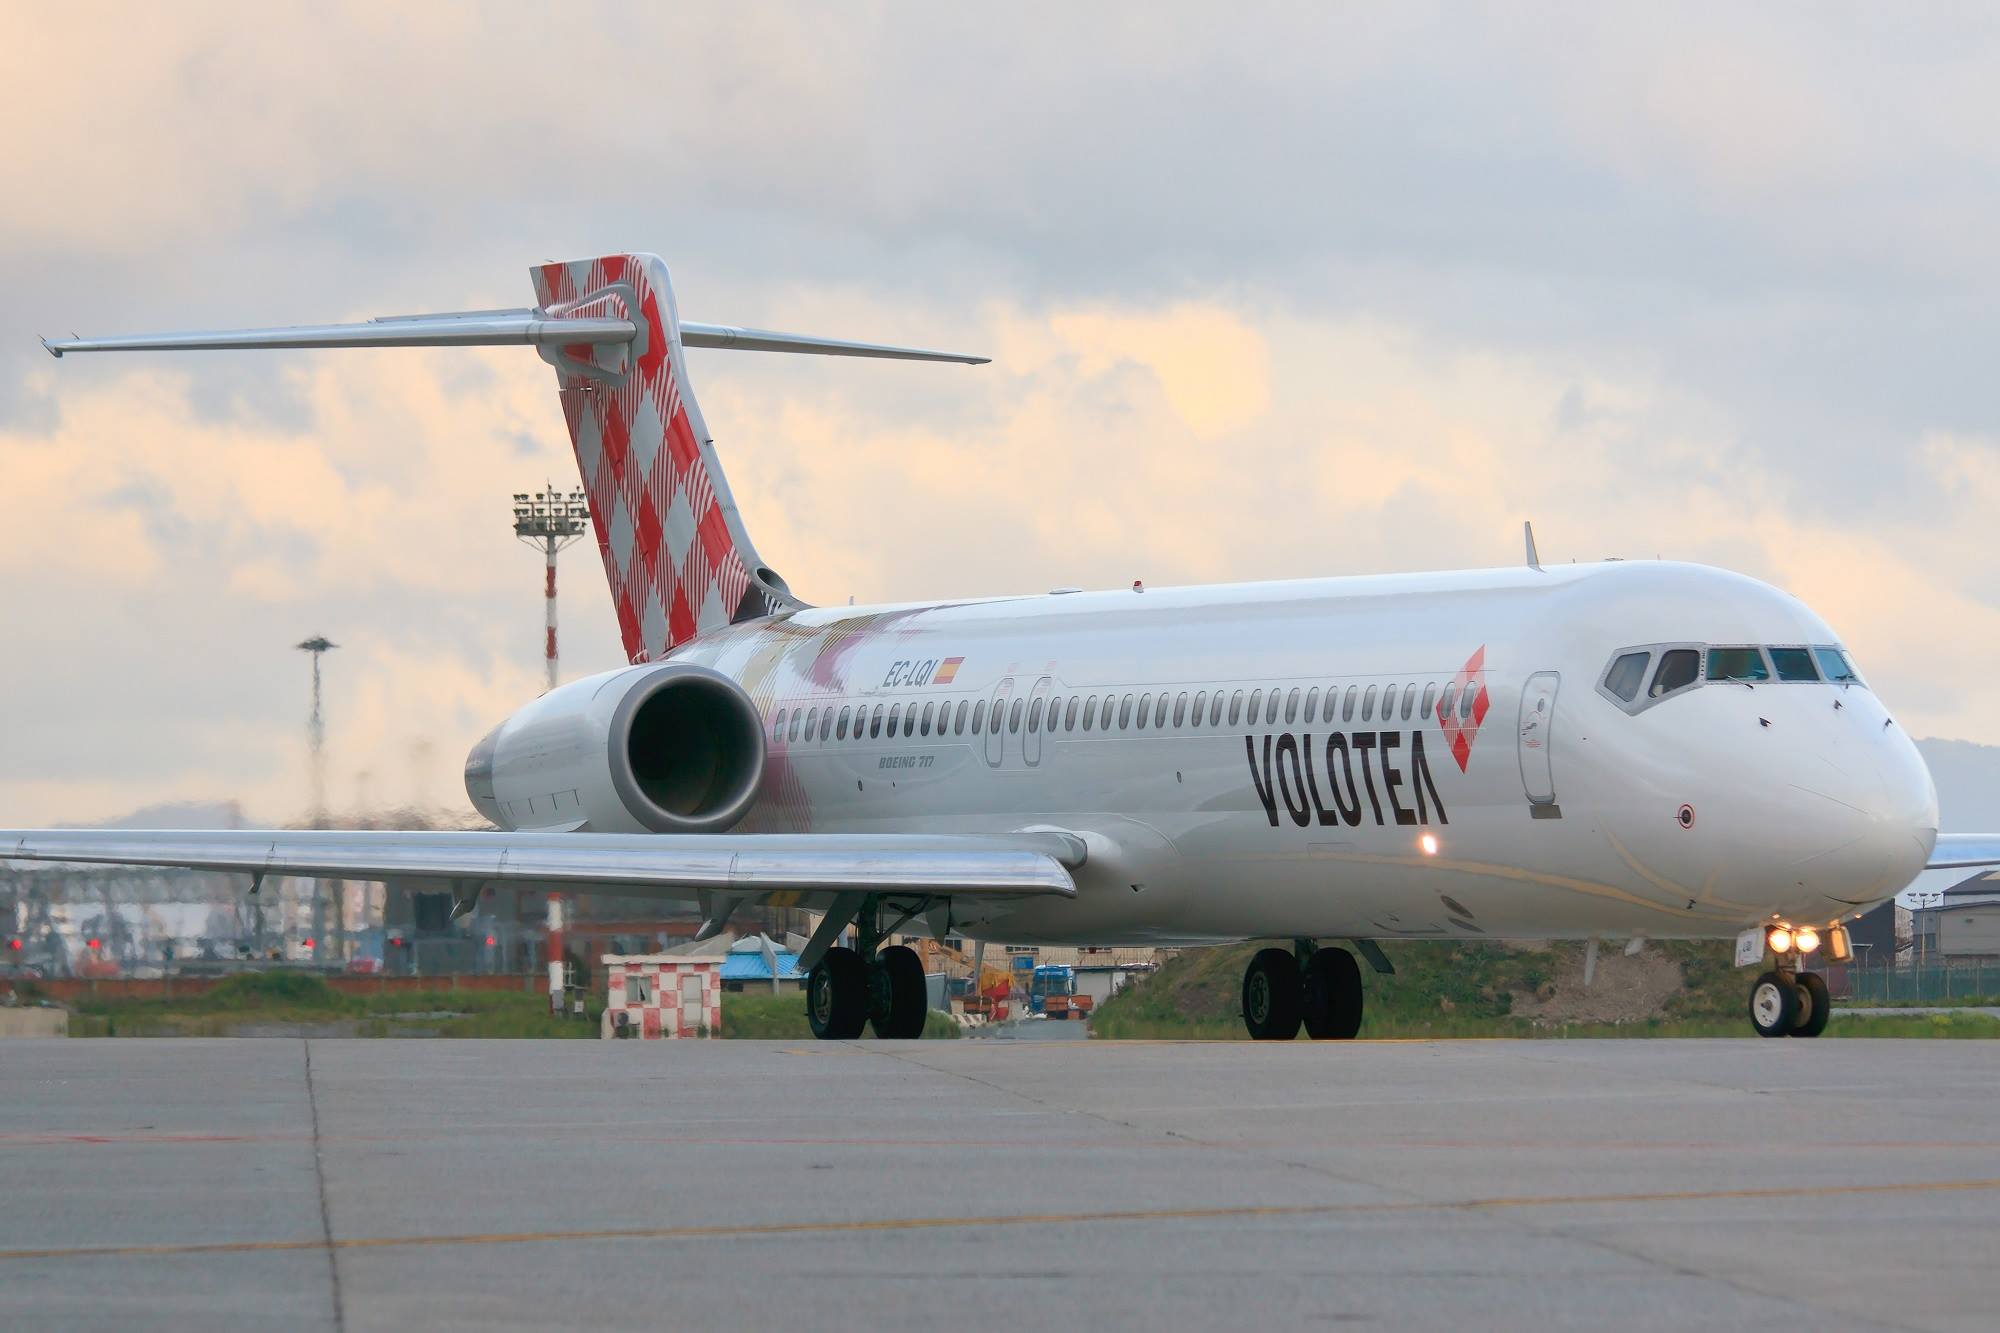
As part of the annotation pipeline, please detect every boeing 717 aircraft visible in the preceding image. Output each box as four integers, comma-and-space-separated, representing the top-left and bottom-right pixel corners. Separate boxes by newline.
12, 252, 1995, 1040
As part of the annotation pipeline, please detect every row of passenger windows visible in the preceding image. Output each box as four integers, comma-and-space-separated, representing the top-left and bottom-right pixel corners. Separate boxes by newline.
770, 678, 1479, 746
1602, 643, 1861, 706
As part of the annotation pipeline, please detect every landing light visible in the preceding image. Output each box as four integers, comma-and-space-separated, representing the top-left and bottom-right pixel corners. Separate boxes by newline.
1795, 927, 1821, 954
1767, 927, 1794, 954
1419, 833, 1440, 857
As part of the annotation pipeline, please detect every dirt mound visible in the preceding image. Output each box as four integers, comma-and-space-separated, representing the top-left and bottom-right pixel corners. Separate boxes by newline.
1509, 944, 1685, 1025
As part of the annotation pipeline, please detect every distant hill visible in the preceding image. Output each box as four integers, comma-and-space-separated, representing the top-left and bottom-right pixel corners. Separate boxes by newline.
80, 800, 251, 830
1915, 739, 2000, 833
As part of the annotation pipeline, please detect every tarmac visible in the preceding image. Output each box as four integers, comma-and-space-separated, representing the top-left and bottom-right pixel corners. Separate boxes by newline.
3, 1038, 1997, 1332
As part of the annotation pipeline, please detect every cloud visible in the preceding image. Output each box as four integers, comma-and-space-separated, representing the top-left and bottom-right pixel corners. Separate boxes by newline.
4, 3, 2000, 823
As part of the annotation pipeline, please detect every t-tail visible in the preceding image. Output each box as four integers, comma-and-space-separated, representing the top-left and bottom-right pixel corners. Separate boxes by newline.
44, 252, 987, 661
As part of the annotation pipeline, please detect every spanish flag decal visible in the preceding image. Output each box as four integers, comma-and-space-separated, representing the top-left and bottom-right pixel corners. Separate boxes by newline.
933, 656, 965, 684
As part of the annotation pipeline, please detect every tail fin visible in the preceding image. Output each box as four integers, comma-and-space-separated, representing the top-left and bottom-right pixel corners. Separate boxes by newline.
44, 250, 988, 661
531, 254, 787, 662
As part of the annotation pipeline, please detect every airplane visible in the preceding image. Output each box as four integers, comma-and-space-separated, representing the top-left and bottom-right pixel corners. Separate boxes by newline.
10, 250, 1996, 1041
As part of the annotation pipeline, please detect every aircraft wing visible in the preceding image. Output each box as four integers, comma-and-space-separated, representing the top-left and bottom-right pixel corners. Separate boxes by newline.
1924, 835, 2000, 870
0, 828, 1079, 900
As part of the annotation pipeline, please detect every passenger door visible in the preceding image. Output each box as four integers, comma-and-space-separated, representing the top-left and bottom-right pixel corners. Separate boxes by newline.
1517, 671, 1560, 808
1023, 676, 1053, 767
983, 676, 1015, 768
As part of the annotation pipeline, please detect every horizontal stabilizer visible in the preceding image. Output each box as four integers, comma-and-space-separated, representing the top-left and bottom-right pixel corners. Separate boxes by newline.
45, 316, 987, 364
0, 828, 1079, 900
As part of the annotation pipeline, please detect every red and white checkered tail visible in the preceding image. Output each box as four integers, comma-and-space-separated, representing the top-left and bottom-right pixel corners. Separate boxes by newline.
531, 254, 797, 661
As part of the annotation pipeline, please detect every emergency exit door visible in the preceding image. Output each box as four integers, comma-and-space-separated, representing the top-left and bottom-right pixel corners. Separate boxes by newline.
1517, 671, 1560, 807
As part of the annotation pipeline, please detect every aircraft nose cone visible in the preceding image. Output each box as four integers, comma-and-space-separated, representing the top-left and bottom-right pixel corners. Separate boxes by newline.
1794, 718, 1936, 906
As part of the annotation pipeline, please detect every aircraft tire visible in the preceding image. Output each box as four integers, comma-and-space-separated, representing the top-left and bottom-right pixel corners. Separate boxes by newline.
807, 946, 869, 1040
1748, 969, 1800, 1038
871, 944, 929, 1039
1242, 947, 1304, 1040
1790, 971, 1830, 1038
1302, 947, 1364, 1040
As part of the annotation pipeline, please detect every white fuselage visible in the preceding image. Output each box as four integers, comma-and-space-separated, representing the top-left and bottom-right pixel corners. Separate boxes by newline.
514, 560, 1938, 946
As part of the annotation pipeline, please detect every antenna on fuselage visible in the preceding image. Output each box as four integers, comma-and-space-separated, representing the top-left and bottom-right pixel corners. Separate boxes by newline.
1524, 520, 1542, 571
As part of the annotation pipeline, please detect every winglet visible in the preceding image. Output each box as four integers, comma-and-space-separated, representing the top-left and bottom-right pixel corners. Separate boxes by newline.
41, 337, 61, 359
1524, 520, 1542, 571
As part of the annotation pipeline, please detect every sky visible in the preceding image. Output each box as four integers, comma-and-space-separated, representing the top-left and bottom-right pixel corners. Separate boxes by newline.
4, 2, 2000, 826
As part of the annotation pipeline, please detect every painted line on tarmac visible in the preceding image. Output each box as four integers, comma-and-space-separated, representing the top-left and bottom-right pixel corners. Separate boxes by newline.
4, 1177, 1999, 1262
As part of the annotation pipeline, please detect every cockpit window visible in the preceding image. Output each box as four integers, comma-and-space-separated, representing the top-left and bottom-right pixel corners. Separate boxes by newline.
1768, 647, 1818, 682
1604, 651, 1650, 702
1650, 649, 1699, 698
1815, 646, 1861, 684
1705, 647, 1769, 682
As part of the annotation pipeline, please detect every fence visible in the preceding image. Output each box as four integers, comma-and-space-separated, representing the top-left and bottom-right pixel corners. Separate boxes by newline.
1843, 961, 2000, 1004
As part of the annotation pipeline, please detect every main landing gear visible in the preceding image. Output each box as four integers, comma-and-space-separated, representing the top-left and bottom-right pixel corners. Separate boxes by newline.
1242, 940, 1365, 1040
804, 894, 930, 1040
1749, 969, 1830, 1038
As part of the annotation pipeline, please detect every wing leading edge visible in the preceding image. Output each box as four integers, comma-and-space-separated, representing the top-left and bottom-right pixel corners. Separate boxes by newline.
1924, 834, 2000, 870
0, 828, 1079, 900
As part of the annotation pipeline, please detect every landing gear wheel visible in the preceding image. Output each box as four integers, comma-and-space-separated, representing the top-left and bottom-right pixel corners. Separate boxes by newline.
1749, 969, 1801, 1038
807, 946, 869, 1040
871, 944, 929, 1039
1242, 947, 1303, 1040
1791, 971, 1830, 1039
1302, 947, 1364, 1040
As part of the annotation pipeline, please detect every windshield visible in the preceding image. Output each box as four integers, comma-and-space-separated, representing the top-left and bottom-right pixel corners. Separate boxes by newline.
1706, 647, 1769, 682
1815, 647, 1861, 683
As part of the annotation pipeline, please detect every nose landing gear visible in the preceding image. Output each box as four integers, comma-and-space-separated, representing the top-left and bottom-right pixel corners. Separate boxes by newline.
1748, 968, 1830, 1038
1242, 940, 1366, 1040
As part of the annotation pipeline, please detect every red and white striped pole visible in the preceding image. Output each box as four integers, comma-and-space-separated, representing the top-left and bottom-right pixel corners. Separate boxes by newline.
544, 541, 559, 693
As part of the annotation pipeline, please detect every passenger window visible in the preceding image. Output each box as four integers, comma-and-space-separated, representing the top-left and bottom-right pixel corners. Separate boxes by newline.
1768, 648, 1817, 682
1174, 692, 1188, 726
1814, 647, 1861, 684
1304, 687, 1318, 722
1380, 684, 1396, 719
1210, 692, 1224, 725
1401, 684, 1415, 721
1190, 690, 1206, 726
1247, 689, 1263, 723
954, 700, 969, 735
773, 709, 786, 742
1651, 649, 1699, 697
1066, 696, 1079, 730
1438, 683, 1457, 720
837, 706, 852, 740
972, 701, 984, 735
1603, 651, 1649, 702
1229, 690, 1244, 725
921, 701, 935, 735
1136, 693, 1151, 729
870, 704, 886, 738
1285, 688, 1300, 723
1362, 685, 1377, 721
792, 710, 805, 742
1419, 683, 1437, 718
886, 704, 901, 736
1029, 697, 1044, 732
1264, 690, 1279, 724
1343, 686, 1357, 722
1459, 687, 1475, 720
1706, 646, 1769, 682
990, 699, 1007, 733
1119, 694, 1134, 729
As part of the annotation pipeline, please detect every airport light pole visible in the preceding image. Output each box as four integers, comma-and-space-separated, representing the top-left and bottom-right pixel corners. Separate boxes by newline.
296, 636, 338, 963
514, 486, 591, 693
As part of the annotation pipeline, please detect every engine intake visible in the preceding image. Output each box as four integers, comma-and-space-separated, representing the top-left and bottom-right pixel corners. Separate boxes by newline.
608, 667, 766, 832
464, 662, 766, 834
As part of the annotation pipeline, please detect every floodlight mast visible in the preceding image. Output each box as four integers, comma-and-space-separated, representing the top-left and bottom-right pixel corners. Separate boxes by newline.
513, 486, 590, 692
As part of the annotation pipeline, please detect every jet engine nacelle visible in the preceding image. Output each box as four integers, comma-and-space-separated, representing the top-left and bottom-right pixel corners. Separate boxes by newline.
463, 662, 766, 834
